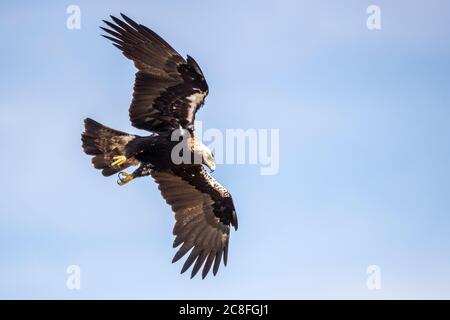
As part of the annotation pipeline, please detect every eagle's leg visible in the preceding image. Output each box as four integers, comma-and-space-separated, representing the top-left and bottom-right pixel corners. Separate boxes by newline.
117, 163, 154, 186
133, 163, 154, 177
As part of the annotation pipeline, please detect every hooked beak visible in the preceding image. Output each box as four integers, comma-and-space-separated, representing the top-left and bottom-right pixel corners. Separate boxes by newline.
207, 162, 216, 173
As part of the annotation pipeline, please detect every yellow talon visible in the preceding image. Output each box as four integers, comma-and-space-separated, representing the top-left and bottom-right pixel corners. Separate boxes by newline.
111, 155, 127, 167
117, 172, 133, 186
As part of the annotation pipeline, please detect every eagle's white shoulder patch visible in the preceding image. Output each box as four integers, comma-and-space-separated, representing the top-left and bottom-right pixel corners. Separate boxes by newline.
186, 92, 206, 108
186, 92, 206, 122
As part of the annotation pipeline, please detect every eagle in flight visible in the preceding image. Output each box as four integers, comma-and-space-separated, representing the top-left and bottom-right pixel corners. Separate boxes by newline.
81, 14, 238, 279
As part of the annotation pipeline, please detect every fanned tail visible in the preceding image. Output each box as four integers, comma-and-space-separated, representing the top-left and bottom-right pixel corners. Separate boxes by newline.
81, 118, 138, 176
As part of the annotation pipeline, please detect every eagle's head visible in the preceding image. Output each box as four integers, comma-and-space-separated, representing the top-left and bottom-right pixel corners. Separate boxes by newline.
191, 136, 216, 172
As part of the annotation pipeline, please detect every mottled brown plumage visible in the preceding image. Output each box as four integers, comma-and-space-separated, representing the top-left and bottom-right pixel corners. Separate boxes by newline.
81, 14, 237, 279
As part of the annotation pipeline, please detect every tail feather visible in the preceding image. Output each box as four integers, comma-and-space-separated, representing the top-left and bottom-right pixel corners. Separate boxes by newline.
81, 118, 138, 176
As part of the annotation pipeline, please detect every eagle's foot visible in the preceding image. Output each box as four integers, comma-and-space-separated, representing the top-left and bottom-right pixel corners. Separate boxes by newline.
117, 172, 133, 186
111, 155, 127, 167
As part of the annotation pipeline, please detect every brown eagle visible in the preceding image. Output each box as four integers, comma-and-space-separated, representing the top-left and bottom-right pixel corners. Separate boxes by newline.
81, 14, 238, 279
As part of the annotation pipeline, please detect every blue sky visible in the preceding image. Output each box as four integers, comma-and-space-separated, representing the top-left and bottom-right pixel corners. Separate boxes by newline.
1, 0, 450, 299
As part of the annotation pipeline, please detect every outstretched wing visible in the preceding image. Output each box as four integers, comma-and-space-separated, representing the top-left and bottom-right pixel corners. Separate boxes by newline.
101, 14, 209, 133
151, 166, 238, 279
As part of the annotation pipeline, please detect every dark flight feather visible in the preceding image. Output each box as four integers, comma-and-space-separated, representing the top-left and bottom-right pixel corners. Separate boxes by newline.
151, 166, 237, 278
101, 14, 209, 133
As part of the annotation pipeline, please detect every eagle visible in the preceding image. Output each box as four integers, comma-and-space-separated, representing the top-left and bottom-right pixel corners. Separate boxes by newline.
81, 14, 238, 279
